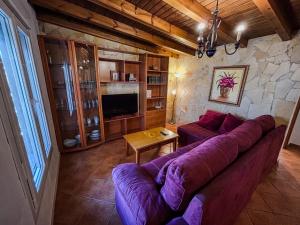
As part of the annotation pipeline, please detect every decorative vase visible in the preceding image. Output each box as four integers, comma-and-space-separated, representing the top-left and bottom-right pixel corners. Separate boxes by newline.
220, 86, 230, 98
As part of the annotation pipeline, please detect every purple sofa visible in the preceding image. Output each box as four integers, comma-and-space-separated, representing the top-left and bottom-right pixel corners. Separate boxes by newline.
177, 111, 243, 147
112, 115, 286, 225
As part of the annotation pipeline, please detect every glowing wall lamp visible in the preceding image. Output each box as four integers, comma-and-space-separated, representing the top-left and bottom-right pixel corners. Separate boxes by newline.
169, 72, 182, 124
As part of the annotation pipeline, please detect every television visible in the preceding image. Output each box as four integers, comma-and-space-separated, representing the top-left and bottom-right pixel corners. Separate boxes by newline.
102, 93, 138, 118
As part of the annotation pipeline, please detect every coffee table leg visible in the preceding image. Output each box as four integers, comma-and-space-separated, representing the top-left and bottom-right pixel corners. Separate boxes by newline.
136, 151, 140, 164
173, 138, 177, 152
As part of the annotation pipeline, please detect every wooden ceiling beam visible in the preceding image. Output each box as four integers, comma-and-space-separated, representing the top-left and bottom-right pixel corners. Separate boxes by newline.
252, 0, 296, 41
30, 0, 195, 55
36, 11, 159, 53
161, 0, 248, 47
86, 0, 198, 48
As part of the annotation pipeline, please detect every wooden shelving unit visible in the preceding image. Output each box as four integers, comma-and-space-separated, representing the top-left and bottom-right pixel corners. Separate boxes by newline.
99, 52, 147, 142
145, 54, 169, 128
38, 37, 169, 152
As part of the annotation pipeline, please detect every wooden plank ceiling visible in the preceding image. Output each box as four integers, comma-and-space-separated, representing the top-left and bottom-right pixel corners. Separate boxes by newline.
30, 0, 299, 55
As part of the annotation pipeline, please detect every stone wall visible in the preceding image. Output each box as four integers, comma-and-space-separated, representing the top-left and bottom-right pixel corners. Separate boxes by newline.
167, 33, 300, 125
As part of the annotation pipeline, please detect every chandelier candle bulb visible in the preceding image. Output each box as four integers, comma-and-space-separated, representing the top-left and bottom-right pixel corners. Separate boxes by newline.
237, 32, 242, 42
236, 23, 247, 42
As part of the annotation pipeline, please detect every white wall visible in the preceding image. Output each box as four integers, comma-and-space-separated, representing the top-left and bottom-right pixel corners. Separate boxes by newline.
0, 0, 60, 225
290, 105, 300, 145
167, 33, 300, 125
0, 105, 35, 225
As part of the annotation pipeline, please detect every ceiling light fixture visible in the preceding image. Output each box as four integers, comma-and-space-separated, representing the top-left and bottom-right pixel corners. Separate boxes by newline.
196, 0, 247, 58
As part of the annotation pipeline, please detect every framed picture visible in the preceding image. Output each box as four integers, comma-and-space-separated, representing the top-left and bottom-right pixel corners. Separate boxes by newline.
110, 71, 120, 81
209, 65, 249, 106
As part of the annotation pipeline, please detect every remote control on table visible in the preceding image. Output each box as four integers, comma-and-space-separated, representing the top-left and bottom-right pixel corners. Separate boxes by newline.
160, 130, 169, 136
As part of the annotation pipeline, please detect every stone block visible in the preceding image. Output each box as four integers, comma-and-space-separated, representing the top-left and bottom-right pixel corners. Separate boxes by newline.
265, 82, 276, 93
246, 89, 264, 104
268, 41, 289, 57
275, 79, 294, 99
286, 89, 300, 102
248, 103, 271, 119
291, 45, 300, 63
291, 68, 300, 81
270, 62, 290, 81
272, 99, 295, 123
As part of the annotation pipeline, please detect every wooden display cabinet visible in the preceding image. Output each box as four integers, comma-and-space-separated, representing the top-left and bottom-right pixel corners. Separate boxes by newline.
39, 36, 104, 152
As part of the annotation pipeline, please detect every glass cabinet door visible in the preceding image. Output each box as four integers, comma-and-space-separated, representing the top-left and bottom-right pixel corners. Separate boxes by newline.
44, 38, 81, 149
74, 43, 102, 146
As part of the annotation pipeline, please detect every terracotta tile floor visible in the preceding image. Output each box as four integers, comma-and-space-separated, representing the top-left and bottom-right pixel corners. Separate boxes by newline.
54, 141, 300, 225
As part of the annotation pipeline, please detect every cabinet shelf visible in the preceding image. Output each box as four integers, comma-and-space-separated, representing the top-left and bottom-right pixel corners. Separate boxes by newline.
147, 83, 167, 86
125, 60, 142, 64
104, 114, 144, 123
147, 108, 166, 112
147, 96, 166, 100
49, 63, 71, 66
99, 57, 142, 64
147, 70, 168, 73
100, 81, 143, 84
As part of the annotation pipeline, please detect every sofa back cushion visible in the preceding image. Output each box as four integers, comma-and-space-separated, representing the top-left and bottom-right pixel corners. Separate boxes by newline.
219, 113, 244, 134
254, 115, 275, 134
160, 135, 239, 211
227, 120, 263, 153
197, 110, 226, 131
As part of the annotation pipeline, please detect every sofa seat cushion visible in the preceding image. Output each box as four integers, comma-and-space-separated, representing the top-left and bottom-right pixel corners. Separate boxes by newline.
112, 163, 171, 225
197, 110, 226, 131
160, 135, 239, 211
219, 113, 244, 134
227, 120, 263, 153
178, 122, 218, 146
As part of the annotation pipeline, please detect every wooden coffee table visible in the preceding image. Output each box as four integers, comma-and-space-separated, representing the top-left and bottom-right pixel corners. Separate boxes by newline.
123, 127, 178, 164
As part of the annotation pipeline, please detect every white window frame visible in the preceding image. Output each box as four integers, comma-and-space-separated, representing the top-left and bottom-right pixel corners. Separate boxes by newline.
0, 0, 53, 215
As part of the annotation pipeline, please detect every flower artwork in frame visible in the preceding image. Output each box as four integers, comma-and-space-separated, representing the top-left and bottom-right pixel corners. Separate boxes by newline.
209, 65, 249, 106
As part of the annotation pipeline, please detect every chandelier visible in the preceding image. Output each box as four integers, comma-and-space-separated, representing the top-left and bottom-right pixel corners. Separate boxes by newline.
196, 0, 246, 58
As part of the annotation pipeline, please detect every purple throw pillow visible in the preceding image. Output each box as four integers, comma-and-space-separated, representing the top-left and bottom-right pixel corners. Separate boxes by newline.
219, 113, 244, 134
197, 110, 226, 131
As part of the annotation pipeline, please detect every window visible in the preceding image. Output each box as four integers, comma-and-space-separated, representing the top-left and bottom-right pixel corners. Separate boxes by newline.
18, 28, 52, 156
0, 8, 51, 191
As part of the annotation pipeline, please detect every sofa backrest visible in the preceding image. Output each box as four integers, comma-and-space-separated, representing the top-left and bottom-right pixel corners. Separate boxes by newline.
160, 135, 239, 211
254, 115, 275, 134
227, 120, 263, 152
169, 125, 286, 225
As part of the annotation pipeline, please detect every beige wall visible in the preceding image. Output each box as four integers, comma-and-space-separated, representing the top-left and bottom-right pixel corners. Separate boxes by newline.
0, 0, 60, 225
167, 33, 300, 125
290, 102, 300, 145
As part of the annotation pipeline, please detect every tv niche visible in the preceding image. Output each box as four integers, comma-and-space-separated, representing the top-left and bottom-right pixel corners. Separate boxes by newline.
102, 93, 138, 118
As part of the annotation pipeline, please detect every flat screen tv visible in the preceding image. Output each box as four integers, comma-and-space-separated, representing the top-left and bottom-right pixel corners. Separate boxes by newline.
102, 93, 138, 118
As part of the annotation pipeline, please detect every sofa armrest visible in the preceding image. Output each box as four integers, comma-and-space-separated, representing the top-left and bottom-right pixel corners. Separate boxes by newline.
112, 163, 171, 225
